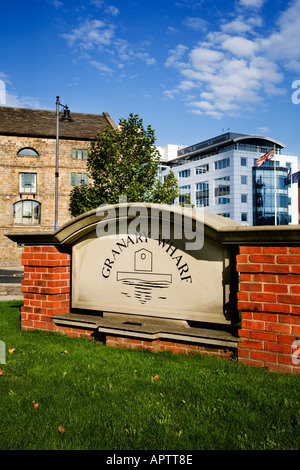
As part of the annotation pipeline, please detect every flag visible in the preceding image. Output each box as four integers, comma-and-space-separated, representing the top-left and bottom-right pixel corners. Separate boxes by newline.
284, 169, 300, 186
292, 170, 300, 184
256, 149, 274, 167
284, 169, 291, 186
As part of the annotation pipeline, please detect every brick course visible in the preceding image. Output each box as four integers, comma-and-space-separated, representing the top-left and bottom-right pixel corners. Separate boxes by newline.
20, 245, 83, 335
237, 246, 300, 374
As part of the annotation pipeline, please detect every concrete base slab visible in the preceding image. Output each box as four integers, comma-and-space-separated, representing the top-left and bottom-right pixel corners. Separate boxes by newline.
51, 311, 239, 349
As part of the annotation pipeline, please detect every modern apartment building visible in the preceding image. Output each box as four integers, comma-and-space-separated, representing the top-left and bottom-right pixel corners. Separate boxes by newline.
0, 106, 116, 263
158, 132, 299, 226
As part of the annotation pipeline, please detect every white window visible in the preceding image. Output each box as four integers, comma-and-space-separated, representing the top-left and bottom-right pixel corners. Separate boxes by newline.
19, 173, 37, 194
179, 185, 191, 204
195, 164, 209, 175
195, 182, 209, 207
178, 169, 191, 178
214, 158, 230, 170
13, 200, 41, 225
215, 176, 230, 205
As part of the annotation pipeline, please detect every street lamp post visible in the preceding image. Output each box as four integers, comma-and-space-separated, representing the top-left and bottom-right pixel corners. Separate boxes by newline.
55, 96, 72, 230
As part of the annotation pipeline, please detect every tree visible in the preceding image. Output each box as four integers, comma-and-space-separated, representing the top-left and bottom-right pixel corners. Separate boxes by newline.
69, 113, 179, 217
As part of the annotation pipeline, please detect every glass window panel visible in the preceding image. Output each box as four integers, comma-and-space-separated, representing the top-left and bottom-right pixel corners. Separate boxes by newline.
17, 148, 39, 156
19, 173, 36, 193
13, 200, 41, 225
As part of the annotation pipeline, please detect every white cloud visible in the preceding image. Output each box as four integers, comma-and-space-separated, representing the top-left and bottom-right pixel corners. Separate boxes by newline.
89, 60, 114, 74
189, 47, 224, 71
221, 16, 253, 34
165, 44, 188, 68
0, 73, 46, 109
239, 0, 266, 8
48, 0, 63, 8
90, 0, 119, 15
164, 0, 298, 118
63, 19, 115, 50
0, 80, 6, 105
261, 0, 300, 71
183, 17, 207, 31
63, 17, 155, 75
222, 36, 258, 57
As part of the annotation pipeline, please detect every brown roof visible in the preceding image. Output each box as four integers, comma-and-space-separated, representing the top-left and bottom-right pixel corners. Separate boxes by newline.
0, 106, 117, 141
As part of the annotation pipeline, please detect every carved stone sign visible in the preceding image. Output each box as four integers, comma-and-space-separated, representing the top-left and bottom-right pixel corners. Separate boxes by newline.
72, 226, 231, 324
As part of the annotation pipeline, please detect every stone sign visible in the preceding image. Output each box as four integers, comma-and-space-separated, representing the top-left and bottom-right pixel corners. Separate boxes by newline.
71, 205, 233, 325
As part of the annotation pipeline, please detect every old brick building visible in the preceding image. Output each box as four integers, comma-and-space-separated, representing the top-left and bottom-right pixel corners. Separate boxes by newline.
0, 106, 116, 264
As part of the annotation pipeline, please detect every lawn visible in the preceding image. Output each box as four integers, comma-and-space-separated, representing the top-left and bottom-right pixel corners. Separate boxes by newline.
0, 300, 300, 451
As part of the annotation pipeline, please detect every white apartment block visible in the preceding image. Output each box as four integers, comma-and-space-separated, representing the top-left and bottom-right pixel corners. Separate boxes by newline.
158, 132, 299, 226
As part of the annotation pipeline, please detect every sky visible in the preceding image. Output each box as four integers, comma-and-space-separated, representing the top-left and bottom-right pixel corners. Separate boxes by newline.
1, 0, 300, 157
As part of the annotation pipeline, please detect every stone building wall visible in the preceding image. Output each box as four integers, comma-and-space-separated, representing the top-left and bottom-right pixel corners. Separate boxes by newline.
0, 134, 90, 263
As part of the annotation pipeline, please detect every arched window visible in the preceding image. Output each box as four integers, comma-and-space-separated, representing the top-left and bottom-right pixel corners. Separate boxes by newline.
13, 200, 41, 225
17, 147, 39, 157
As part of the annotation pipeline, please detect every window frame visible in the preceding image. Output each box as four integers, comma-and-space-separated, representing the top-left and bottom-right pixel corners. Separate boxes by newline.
17, 147, 39, 157
13, 200, 41, 225
19, 172, 37, 194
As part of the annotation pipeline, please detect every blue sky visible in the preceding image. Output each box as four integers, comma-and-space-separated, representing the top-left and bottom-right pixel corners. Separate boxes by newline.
1, 0, 300, 157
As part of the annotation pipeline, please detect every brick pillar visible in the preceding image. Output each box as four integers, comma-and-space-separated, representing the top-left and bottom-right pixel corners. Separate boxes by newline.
237, 246, 300, 374
21, 246, 71, 332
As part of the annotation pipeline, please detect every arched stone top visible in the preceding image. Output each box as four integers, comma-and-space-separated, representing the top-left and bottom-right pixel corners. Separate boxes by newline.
54, 203, 241, 246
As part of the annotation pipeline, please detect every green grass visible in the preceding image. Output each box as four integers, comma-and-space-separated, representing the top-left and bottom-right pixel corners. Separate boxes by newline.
0, 300, 300, 450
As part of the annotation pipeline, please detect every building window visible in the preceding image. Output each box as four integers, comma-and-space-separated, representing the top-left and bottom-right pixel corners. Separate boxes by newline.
214, 158, 230, 170
13, 200, 41, 225
218, 213, 230, 218
241, 157, 247, 166
241, 213, 248, 222
17, 147, 39, 157
241, 175, 247, 185
252, 167, 289, 226
215, 176, 230, 205
241, 194, 247, 203
178, 169, 191, 178
195, 182, 209, 207
19, 173, 37, 194
72, 148, 88, 159
71, 173, 89, 186
195, 164, 209, 175
179, 185, 191, 204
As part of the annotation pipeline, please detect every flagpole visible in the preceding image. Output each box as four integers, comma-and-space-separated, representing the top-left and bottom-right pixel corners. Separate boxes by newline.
274, 144, 277, 226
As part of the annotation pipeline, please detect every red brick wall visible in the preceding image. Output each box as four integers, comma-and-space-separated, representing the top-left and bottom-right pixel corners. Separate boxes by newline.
21, 246, 83, 337
237, 246, 300, 374
104, 335, 234, 359
19, 243, 300, 373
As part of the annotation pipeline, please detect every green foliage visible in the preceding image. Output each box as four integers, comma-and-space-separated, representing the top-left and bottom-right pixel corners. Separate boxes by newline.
69, 113, 179, 217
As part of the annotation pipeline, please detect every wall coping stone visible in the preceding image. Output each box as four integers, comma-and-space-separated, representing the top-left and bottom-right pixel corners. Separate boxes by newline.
6, 204, 300, 247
